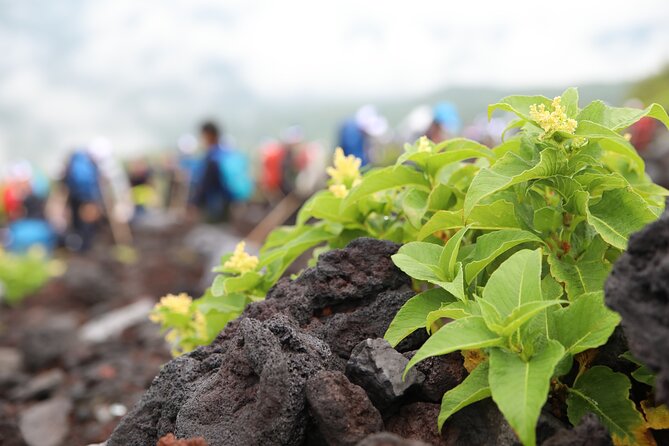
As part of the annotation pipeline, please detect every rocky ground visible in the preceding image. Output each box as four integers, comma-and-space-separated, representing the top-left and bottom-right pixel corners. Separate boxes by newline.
106, 237, 623, 446
0, 217, 216, 446
4, 211, 669, 446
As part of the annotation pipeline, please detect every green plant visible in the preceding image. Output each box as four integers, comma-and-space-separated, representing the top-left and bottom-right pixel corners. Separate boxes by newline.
0, 247, 62, 304
386, 90, 669, 445
154, 88, 669, 445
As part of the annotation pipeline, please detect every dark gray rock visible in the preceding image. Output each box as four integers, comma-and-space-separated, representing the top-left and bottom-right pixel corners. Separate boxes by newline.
19, 315, 77, 371
108, 238, 415, 445
174, 315, 332, 446
19, 397, 72, 446
385, 402, 448, 445
441, 399, 518, 446
346, 339, 424, 411
306, 370, 383, 446
541, 413, 613, 446
0, 347, 24, 389
357, 432, 430, 446
0, 403, 26, 446
405, 352, 466, 403
9, 368, 65, 401
605, 216, 669, 403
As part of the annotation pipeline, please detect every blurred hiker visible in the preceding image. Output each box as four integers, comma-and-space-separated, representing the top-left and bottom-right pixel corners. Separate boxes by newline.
337, 105, 388, 166
398, 102, 462, 144
128, 157, 157, 217
425, 102, 461, 143
63, 149, 102, 251
3, 162, 56, 253
192, 121, 254, 222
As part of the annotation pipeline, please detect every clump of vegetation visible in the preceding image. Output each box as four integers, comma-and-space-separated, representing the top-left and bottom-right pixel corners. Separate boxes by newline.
153, 88, 669, 445
0, 247, 62, 305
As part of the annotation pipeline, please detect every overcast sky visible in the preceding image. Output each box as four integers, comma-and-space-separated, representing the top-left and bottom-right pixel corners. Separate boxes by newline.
1, 0, 668, 167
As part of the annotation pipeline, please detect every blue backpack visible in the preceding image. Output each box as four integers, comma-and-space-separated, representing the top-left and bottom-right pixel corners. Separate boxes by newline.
66, 151, 100, 202
214, 148, 254, 202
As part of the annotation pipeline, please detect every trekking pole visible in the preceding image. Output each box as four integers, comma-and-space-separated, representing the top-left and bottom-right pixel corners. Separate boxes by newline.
245, 193, 302, 245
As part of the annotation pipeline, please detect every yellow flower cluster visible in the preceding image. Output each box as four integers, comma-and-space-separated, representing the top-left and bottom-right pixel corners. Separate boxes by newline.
326, 147, 362, 198
417, 136, 432, 153
529, 96, 577, 135
149, 293, 193, 323
223, 241, 259, 274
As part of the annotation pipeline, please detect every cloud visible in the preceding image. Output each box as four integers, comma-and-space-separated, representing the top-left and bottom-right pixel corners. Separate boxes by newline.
0, 0, 668, 168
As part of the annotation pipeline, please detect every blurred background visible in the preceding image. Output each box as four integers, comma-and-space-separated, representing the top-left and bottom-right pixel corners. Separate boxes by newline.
1, 1, 669, 444
2, 0, 668, 171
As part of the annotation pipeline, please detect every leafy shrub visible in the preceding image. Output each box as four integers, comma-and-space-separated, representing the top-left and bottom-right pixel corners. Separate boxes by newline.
154, 89, 669, 445
0, 247, 61, 304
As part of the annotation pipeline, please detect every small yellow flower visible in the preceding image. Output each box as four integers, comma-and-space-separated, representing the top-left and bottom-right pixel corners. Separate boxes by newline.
329, 183, 349, 198
150, 293, 193, 322
194, 310, 208, 339
529, 96, 577, 135
223, 241, 259, 274
417, 136, 432, 153
326, 147, 362, 185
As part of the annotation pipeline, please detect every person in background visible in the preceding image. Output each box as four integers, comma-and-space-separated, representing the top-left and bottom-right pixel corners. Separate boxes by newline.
192, 122, 229, 222
62, 149, 102, 252
127, 157, 157, 217
337, 105, 388, 167
425, 102, 461, 143
3, 162, 56, 253
192, 121, 254, 222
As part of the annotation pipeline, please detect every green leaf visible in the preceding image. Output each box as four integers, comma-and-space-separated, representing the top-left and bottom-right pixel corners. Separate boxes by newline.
567, 366, 645, 442
402, 189, 429, 228
405, 317, 503, 375
489, 340, 565, 446
533, 207, 562, 233
426, 300, 478, 331
391, 242, 443, 283
384, 288, 452, 347
426, 139, 497, 176
298, 192, 361, 225
418, 199, 521, 240
211, 272, 262, 297
486, 300, 565, 338
574, 120, 645, 173
482, 249, 543, 320
560, 87, 580, 117
438, 361, 491, 430
464, 230, 543, 284
427, 183, 456, 211
439, 227, 469, 280
433, 263, 467, 302
344, 165, 430, 205
577, 100, 669, 131
548, 292, 620, 354
260, 224, 338, 282
488, 94, 552, 122
547, 255, 611, 300
464, 149, 566, 217
586, 188, 658, 250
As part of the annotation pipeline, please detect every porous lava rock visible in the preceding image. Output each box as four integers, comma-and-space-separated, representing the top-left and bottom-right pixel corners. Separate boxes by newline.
357, 432, 431, 446
346, 338, 425, 411
605, 215, 669, 403
541, 413, 613, 446
108, 238, 417, 445
306, 370, 383, 446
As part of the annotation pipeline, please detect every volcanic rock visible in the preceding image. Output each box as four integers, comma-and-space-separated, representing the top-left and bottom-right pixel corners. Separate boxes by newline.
346, 338, 424, 411
357, 432, 431, 446
305, 370, 383, 446
605, 215, 669, 403
541, 413, 613, 446
108, 238, 415, 446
